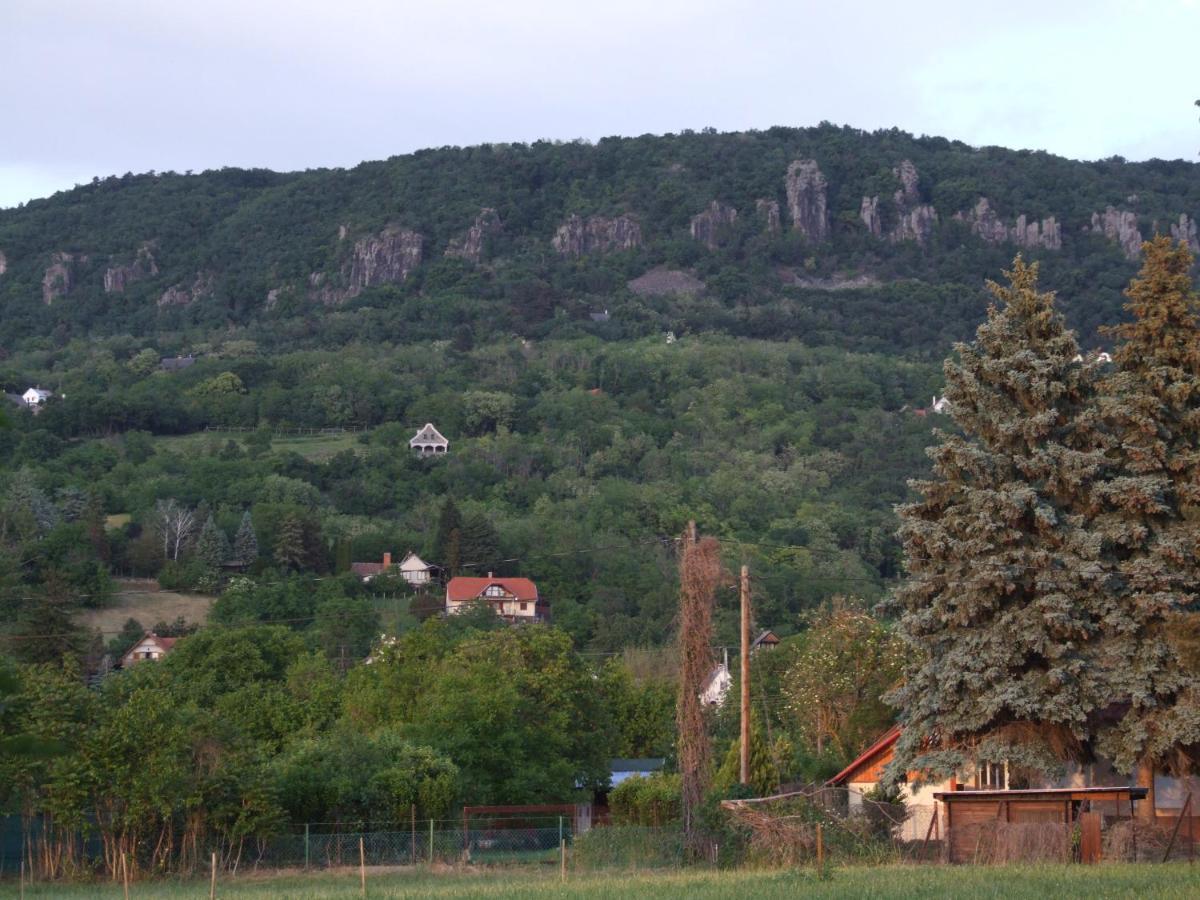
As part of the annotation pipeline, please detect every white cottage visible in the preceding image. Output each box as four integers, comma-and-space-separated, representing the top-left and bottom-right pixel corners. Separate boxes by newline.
22, 388, 52, 407
410, 423, 449, 456
121, 632, 178, 667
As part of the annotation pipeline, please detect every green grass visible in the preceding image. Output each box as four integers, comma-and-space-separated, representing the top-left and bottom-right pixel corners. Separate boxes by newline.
154, 430, 363, 462
8, 863, 1200, 899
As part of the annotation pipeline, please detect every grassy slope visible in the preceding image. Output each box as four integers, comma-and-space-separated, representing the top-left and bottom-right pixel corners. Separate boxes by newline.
77, 579, 214, 637
153, 431, 363, 462
13, 864, 1200, 899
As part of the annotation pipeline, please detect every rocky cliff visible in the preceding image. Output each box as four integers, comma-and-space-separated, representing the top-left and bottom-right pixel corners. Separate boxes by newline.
858, 161, 936, 243
785, 160, 828, 242
158, 273, 213, 308
1170, 214, 1199, 253
756, 199, 781, 236
0, 250, 6, 277
551, 214, 642, 257
859, 197, 881, 238
445, 208, 502, 263
42, 252, 83, 305
347, 225, 423, 294
103, 243, 159, 293
689, 201, 737, 250
954, 198, 1061, 250
1087, 207, 1142, 260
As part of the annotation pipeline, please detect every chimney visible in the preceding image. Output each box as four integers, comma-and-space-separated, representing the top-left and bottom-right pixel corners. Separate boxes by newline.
383, 552, 392, 567
487, 571, 494, 578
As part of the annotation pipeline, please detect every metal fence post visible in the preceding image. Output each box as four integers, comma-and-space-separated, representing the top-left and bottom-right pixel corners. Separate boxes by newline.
304, 823, 310, 871
559, 815, 563, 848
429, 819, 434, 865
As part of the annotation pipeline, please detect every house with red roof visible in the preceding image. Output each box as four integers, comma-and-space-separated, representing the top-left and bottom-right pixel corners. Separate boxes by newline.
446, 574, 548, 623
120, 632, 178, 667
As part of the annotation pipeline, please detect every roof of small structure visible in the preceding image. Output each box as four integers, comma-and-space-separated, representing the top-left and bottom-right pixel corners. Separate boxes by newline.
124, 632, 178, 657
446, 576, 538, 602
409, 423, 448, 446
827, 724, 901, 786
350, 562, 387, 577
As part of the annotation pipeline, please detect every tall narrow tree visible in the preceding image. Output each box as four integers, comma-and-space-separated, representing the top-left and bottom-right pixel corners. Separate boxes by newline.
888, 258, 1108, 780
1092, 236, 1200, 777
233, 511, 259, 565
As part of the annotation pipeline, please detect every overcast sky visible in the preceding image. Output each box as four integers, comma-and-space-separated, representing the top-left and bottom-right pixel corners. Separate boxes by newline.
2, 0, 1197, 209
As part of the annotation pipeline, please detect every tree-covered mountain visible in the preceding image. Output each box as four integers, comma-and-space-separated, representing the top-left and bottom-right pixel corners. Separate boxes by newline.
1, 123, 1197, 354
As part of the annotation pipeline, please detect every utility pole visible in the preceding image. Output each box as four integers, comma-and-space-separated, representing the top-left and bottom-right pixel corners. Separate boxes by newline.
740, 563, 750, 786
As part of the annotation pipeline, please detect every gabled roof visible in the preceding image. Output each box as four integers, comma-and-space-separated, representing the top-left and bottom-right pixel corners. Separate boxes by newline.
751, 629, 780, 649
123, 632, 178, 657
350, 562, 386, 577
399, 550, 433, 570
827, 724, 901, 786
446, 576, 538, 602
409, 423, 448, 446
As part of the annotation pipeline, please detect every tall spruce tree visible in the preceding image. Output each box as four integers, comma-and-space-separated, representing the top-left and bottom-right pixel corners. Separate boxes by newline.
194, 515, 230, 571
233, 511, 259, 564
433, 498, 463, 576
274, 513, 307, 572
888, 259, 1109, 780
1092, 236, 1200, 775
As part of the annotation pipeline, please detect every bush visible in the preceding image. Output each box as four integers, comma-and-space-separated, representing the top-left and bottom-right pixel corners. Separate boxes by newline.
609, 772, 682, 825
571, 825, 684, 871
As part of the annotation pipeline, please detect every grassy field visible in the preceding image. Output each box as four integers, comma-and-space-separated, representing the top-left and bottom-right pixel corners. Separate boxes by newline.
153, 430, 364, 462
78, 579, 214, 637
8, 863, 1200, 899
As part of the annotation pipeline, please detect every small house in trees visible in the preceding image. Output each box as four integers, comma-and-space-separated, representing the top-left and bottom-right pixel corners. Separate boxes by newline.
160, 354, 196, 372
21, 387, 52, 407
930, 395, 951, 414
445, 575, 547, 623
120, 632, 178, 667
751, 629, 780, 652
700, 652, 732, 706
351, 551, 393, 581
410, 423, 449, 456
398, 550, 436, 585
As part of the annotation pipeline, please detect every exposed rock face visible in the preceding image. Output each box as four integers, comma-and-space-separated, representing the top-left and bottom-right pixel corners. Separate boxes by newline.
953, 198, 1060, 250
103, 243, 158, 293
627, 267, 704, 296
42, 252, 80, 305
445, 208, 502, 263
859, 196, 882, 237
306, 272, 340, 305
689, 201, 737, 250
0, 250, 6, 276
265, 288, 282, 309
1170, 214, 1200, 253
756, 199, 781, 236
785, 160, 829, 242
158, 273, 213, 308
338, 224, 349, 241
551, 214, 642, 257
347, 225, 423, 293
893, 205, 938, 244
893, 160, 920, 207
1088, 207, 1142, 259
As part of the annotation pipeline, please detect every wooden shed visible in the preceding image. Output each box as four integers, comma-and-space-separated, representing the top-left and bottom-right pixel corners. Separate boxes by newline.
933, 787, 1148, 863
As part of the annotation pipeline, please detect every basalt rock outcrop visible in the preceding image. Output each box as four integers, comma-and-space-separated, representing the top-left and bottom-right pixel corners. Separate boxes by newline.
689, 201, 738, 250
445, 208, 502, 263
954, 198, 1061, 250
42, 252, 85, 305
158, 273, 213, 308
1170, 214, 1199, 253
103, 243, 159, 293
1086, 207, 1142, 260
0, 250, 7, 276
551, 214, 642, 258
756, 199, 781, 236
859, 197, 882, 238
785, 160, 828, 242
347, 226, 423, 293
859, 160, 937, 243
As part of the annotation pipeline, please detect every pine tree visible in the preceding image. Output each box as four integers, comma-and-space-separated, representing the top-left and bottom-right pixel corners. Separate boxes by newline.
458, 512, 500, 573
1091, 236, 1200, 773
194, 515, 229, 570
888, 258, 1109, 780
433, 498, 463, 575
233, 510, 259, 564
274, 513, 307, 572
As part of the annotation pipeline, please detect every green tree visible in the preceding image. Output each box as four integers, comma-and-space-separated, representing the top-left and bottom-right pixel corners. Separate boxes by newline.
1092, 236, 1200, 773
887, 258, 1107, 781
458, 511, 500, 573
194, 514, 230, 570
233, 510, 259, 564
432, 498, 463, 576
274, 513, 307, 572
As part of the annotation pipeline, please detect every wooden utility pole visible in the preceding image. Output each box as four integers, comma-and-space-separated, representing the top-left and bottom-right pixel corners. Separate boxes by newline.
739, 564, 750, 786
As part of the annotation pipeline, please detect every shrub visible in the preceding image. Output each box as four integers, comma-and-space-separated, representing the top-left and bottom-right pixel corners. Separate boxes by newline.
609, 772, 682, 826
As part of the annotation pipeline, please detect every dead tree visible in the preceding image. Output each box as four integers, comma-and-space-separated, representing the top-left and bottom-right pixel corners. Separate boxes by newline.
676, 523, 723, 851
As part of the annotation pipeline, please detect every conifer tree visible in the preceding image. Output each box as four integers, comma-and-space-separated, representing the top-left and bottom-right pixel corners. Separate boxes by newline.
274, 513, 307, 572
888, 259, 1108, 779
433, 498, 463, 575
233, 510, 259, 564
458, 512, 500, 573
1091, 236, 1200, 773
194, 515, 229, 571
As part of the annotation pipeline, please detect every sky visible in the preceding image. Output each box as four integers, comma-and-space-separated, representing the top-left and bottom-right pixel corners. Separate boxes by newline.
2, 0, 1197, 209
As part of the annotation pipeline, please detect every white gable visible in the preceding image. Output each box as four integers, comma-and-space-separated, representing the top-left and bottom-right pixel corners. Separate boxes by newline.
409, 423, 448, 447
399, 551, 431, 572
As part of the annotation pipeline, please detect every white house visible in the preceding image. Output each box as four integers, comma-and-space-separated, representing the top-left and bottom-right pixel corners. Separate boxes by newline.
931, 396, 951, 414
410, 423, 449, 456
398, 550, 435, 585
700, 651, 733, 706
22, 388, 52, 407
120, 632, 178, 668
446, 575, 547, 622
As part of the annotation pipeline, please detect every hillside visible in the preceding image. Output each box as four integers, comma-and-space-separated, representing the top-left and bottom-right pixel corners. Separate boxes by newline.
1, 124, 1197, 356
1, 124, 1198, 652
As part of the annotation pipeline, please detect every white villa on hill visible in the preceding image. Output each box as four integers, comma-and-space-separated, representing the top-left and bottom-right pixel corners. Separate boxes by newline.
410, 423, 449, 455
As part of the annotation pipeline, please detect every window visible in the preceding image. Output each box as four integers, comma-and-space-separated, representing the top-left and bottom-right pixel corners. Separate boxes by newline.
975, 762, 1007, 790
485, 585, 505, 597
520, 602, 528, 611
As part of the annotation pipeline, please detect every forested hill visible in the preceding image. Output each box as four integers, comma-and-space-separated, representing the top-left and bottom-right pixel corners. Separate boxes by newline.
1, 123, 1198, 353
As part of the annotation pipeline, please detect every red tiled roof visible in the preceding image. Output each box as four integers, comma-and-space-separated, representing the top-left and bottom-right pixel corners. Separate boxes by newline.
156, 635, 178, 651
351, 562, 386, 577
827, 724, 901, 786
446, 576, 538, 602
